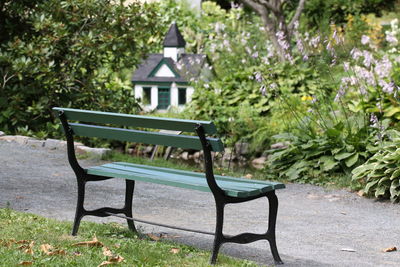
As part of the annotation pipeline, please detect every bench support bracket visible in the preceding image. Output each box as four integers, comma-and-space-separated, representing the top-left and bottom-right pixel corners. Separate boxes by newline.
195, 124, 283, 265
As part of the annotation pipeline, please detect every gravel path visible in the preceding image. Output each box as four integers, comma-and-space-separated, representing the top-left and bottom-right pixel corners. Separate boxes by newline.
1, 141, 399, 266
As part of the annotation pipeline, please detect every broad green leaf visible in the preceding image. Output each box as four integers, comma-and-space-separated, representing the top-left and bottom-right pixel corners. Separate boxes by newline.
319, 156, 338, 171
390, 169, 400, 180
384, 106, 400, 117
334, 152, 354, 161
345, 153, 359, 167
365, 179, 378, 193
375, 186, 387, 197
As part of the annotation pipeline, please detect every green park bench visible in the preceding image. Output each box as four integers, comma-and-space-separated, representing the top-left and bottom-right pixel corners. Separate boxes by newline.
53, 107, 285, 265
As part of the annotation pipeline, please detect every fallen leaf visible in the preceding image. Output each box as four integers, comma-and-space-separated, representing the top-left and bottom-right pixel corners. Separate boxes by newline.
341, 248, 356, 252
48, 250, 67, 256
382, 247, 397, 252
16, 240, 30, 244
40, 244, 53, 254
19, 241, 34, 255
15, 196, 24, 199
73, 236, 103, 247
18, 261, 33, 266
357, 190, 364, 197
108, 255, 124, 263
97, 255, 124, 267
103, 247, 113, 257
0, 239, 13, 248
340, 212, 347, 215
170, 248, 180, 254
159, 234, 180, 239
147, 234, 160, 241
244, 174, 253, 179
221, 173, 226, 176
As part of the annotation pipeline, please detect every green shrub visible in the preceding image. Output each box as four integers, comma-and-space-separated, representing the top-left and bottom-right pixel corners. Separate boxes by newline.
352, 129, 400, 202
0, 0, 160, 137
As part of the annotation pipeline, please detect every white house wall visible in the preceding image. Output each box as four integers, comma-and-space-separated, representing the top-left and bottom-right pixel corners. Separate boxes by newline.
134, 84, 194, 112
163, 47, 185, 61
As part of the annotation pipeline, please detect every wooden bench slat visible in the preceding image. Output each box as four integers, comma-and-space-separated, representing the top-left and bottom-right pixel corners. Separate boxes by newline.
106, 163, 274, 191
53, 107, 217, 134
113, 162, 286, 190
69, 123, 224, 152
102, 163, 271, 193
87, 163, 278, 198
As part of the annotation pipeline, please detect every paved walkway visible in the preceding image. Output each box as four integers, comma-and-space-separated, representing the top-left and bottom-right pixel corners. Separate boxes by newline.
1, 141, 399, 266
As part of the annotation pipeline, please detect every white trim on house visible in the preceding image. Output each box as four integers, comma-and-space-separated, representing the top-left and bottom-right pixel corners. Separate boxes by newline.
154, 64, 176, 77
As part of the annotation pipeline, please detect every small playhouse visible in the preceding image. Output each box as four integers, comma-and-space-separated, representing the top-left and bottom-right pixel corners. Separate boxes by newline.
132, 23, 212, 111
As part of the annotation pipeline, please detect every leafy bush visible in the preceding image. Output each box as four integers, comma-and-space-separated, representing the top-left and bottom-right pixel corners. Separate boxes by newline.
0, 0, 160, 137
352, 130, 400, 202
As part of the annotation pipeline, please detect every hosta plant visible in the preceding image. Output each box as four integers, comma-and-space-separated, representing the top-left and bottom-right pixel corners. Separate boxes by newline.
352, 130, 400, 202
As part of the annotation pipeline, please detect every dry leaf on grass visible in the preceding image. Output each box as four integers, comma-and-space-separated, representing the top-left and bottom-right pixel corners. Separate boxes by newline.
0, 239, 13, 248
73, 236, 103, 247
18, 261, 33, 266
15, 240, 30, 244
244, 174, 253, 179
147, 234, 160, 241
357, 190, 364, 197
160, 233, 180, 239
97, 255, 124, 266
170, 248, 180, 254
382, 247, 397, 252
103, 247, 114, 257
40, 244, 53, 254
19, 241, 35, 255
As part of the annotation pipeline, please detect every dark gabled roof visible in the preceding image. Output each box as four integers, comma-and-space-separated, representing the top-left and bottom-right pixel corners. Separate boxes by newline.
163, 23, 186, 48
131, 53, 208, 84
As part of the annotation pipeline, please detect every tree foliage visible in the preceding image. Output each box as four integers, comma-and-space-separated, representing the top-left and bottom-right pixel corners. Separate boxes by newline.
0, 0, 160, 136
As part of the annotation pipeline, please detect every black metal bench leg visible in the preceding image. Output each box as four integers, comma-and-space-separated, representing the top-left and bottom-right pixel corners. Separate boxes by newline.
72, 180, 86, 236
210, 201, 225, 265
266, 191, 283, 265
124, 180, 137, 232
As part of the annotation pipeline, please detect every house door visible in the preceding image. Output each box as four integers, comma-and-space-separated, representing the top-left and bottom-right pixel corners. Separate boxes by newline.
158, 87, 170, 109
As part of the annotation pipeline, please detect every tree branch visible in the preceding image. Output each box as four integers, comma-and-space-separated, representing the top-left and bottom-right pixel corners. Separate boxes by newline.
254, 0, 279, 14
288, 0, 306, 31
240, 0, 265, 16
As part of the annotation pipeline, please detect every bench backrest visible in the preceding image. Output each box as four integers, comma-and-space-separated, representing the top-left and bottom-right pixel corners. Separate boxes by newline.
53, 107, 224, 152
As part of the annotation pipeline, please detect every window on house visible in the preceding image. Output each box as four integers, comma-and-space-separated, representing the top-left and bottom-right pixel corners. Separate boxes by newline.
143, 87, 151, 105
178, 88, 186, 105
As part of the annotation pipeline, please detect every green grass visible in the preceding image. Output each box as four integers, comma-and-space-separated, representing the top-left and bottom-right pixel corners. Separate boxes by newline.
0, 208, 259, 267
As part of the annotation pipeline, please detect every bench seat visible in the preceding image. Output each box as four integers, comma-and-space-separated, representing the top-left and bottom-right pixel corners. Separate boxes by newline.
87, 162, 285, 198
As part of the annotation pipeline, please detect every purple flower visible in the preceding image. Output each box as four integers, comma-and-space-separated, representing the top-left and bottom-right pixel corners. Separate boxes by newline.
362, 50, 374, 68
370, 113, 379, 127
254, 72, 263, 83
375, 56, 392, 78
350, 48, 362, 60
361, 35, 370, 45
386, 32, 398, 45
310, 35, 320, 48
260, 85, 266, 96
